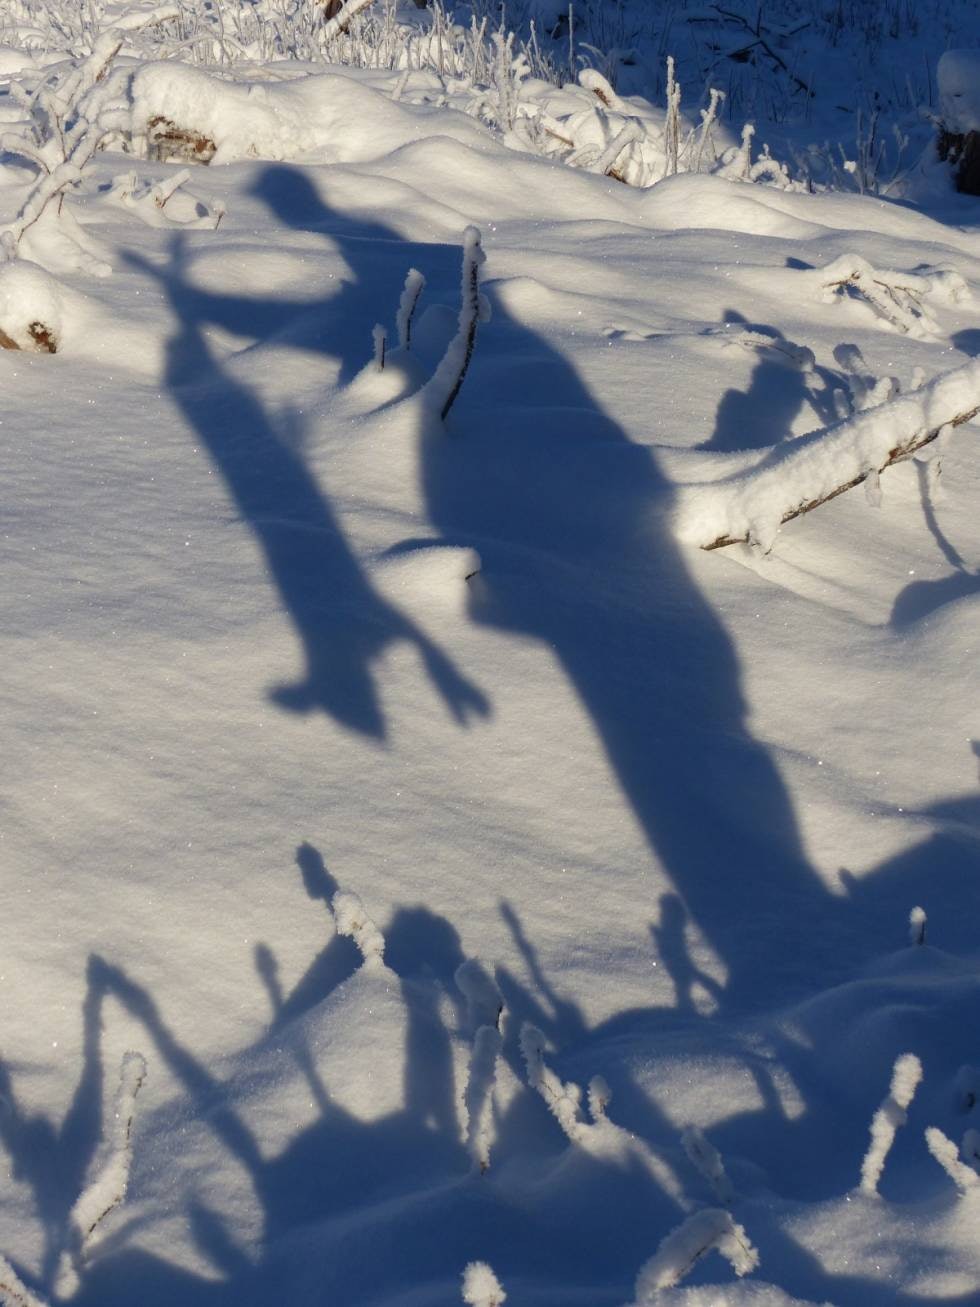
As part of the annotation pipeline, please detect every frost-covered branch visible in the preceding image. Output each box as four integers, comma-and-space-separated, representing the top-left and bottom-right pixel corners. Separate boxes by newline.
0, 5, 181, 262
816, 255, 967, 338
859, 1053, 922, 1195
681, 1126, 734, 1205
321, 0, 377, 43
0, 1255, 49, 1307
633, 1209, 759, 1299
925, 1127, 980, 1196
56, 1051, 148, 1297
519, 1022, 586, 1142
332, 889, 385, 969
396, 268, 425, 350
678, 358, 980, 551
73, 1050, 147, 1240
463, 1025, 503, 1172
427, 226, 486, 423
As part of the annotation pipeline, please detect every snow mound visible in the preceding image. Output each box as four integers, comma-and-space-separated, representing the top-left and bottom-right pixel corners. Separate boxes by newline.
0, 258, 64, 351
642, 1287, 833, 1307
130, 63, 488, 166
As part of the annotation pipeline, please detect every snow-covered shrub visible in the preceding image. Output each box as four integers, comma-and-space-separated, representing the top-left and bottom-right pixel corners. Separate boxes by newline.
859, 1053, 923, 1195
717, 123, 799, 189
512, 62, 731, 189
129, 62, 311, 164
587, 1074, 610, 1122
633, 1209, 759, 1299
0, 5, 178, 268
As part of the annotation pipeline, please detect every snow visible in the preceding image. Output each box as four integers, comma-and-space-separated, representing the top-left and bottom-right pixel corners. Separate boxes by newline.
1, 3, 980, 1306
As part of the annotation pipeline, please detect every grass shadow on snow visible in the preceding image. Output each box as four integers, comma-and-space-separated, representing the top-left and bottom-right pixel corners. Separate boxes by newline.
9, 870, 977, 1307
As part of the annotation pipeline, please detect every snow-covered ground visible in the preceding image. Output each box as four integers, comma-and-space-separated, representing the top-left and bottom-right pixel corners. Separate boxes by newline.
1, 4, 979, 1305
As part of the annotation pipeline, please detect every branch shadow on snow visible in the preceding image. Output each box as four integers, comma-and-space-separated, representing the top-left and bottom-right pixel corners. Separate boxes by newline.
126, 234, 487, 736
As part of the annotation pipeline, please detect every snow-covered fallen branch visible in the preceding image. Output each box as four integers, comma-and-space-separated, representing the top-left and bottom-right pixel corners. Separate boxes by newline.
815, 255, 968, 338
676, 358, 980, 551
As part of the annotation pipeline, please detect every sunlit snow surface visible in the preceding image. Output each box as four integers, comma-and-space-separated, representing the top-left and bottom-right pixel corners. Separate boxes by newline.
1, 14, 980, 1307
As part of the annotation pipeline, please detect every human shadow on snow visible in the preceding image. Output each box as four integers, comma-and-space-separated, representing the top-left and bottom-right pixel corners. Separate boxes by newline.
697, 312, 840, 452
127, 235, 487, 737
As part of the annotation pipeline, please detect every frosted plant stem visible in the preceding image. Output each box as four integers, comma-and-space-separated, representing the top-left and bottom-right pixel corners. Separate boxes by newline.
634, 1209, 759, 1299
0, 1255, 49, 1307
428, 226, 485, 423
924, 1127, 980, 1195
463, 1025, 503, 1172
860, 1053, 922, 1194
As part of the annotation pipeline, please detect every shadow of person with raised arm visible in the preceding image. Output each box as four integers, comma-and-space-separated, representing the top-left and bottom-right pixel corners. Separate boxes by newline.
126, 235, 487, 736
697, 313, 818, 453
244, 164, 861, 1008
